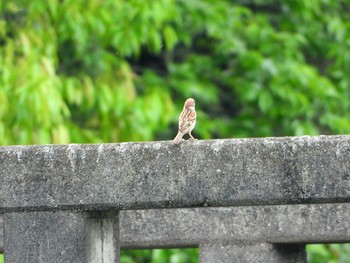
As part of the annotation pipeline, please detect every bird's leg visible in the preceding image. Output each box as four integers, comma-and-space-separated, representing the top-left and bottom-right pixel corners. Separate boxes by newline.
189, 132, 195, 140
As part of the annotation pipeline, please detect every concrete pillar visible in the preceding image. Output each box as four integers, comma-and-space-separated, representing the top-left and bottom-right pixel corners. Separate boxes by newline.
86, 211, 119, 263
4, 210, 119, 263
199, 243, 306, 263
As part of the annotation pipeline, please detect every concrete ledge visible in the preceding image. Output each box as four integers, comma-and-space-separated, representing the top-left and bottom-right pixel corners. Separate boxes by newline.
2, 203, 350, 252
119, 203, 350, 248
1, 136, 350, 212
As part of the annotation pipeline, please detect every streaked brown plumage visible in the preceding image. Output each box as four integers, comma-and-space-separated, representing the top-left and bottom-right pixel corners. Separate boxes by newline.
173, 98, 197, 144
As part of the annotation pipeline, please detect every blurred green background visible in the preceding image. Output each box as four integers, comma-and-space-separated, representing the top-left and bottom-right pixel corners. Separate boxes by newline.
1, 0, 350, 262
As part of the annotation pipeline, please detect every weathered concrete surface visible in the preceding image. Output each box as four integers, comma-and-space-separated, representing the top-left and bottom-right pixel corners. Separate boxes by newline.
199, 243, 306, 263
0, 215, 2, 253
1, 136, 350, 211
3, 211, 120, 263
119, 203, 350, 248
4, 211, 87, 263
2, 203, 350, 253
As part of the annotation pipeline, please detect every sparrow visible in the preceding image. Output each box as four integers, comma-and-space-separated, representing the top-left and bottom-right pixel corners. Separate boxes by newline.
173, 98, 197, 144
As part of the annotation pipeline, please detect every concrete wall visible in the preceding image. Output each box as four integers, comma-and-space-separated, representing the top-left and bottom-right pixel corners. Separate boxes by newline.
1, 136, 350, 262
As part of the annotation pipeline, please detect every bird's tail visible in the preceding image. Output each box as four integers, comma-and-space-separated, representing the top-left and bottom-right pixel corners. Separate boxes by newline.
173, 131, 183, 144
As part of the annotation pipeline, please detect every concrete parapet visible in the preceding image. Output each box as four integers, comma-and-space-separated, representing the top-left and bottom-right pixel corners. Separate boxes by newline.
1, 136, 350, 262
1, 136, 350, 211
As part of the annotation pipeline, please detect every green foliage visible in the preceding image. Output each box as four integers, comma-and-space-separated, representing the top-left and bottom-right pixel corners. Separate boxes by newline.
1, 0, 176, 144
2, 0, 350, 145
2, 0, 350, 262
0, 254, 3, 263
121, 249, 198, 263
307, 244, 350, 263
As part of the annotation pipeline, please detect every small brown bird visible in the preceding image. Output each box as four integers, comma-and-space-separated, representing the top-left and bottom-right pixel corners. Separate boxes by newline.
173, 98, 197, 144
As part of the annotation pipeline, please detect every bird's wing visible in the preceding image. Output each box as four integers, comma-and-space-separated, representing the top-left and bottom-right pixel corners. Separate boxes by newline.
179, 109, 196, 133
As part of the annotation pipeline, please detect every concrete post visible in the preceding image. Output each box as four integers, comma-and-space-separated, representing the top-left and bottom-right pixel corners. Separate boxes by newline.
4, 211, 119, 263
86, 211, 119, 263
199, 243, 306, 263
